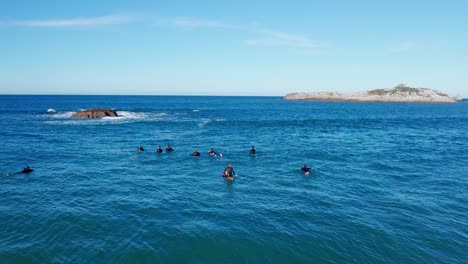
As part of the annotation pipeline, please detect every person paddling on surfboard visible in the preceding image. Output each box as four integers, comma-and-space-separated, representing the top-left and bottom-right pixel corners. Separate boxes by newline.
137, 145, 144, 152
192, 149, 200, 156
249, 145, 256, 155
223, 163, 236, 179
301, 164, 312, 175
208, 148, 218, 156
20, 165, 34, 174
156, 146, 163, 153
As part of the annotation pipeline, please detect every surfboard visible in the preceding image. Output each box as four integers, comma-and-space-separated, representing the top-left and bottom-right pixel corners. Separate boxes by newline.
222, 172, 235, 180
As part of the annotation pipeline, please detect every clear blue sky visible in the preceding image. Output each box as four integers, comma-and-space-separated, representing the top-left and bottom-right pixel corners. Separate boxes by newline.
1, 0, 467, 96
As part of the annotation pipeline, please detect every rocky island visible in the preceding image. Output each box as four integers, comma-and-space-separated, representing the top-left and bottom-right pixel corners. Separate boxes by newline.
284, 84, 462, 103
71, 108, 119, 119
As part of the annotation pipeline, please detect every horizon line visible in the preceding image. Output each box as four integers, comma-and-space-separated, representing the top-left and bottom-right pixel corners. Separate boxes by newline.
0, 93, 284, 97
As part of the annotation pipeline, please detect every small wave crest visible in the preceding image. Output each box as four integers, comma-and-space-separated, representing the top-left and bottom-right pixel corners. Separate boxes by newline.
198, 119, 211, 127
47, 109, 56, 113
197, 118, 226, 127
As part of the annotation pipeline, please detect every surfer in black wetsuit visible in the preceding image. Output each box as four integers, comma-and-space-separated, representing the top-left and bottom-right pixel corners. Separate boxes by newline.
249, 145, 256, 155
301, 164, 312, 174
192, 149, 200, 156
223, 163, 236, 178
137, 145, 144, 152
21, 165, 34, 173
208, 148, 217, 156
156, 146, 163, 153
165, 144, 174, 152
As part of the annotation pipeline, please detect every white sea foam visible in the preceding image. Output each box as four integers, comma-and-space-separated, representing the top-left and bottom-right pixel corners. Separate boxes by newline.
47, 108, 56, 113
50, 111, 75, 118
44, 109, 222, 126
153, 112, 168, 117
45, 110, 172, 125
192, 109, 200, 112
102, 111, 147, 120
198, 119, 211, 127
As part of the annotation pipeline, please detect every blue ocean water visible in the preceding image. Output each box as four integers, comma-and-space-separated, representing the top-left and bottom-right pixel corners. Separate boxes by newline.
0, 95, 467, 263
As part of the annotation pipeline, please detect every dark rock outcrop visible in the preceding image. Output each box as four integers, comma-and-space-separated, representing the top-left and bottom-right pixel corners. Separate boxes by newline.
71, 108, 118, 119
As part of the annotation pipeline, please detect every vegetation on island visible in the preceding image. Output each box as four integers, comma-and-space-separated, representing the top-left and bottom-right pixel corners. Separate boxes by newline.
367, 84, 448, 97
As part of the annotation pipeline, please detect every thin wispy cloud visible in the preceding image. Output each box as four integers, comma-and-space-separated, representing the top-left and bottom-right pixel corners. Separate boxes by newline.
4, 14, 321, 51
158, 16, 319, 50
11, 15, 130, 27
246, 30, 319, 49
159, 17, 235, 29
389, 41, 417, 53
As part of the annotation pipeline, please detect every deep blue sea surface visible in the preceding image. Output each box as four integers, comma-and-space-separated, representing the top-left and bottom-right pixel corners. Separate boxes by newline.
1, 95, 467, 263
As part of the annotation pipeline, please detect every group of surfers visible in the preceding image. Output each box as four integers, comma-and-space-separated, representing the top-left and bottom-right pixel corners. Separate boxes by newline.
137, 144, 313, 177
137, 144, 256, 157
19, 146, 313, 177
138, 144, 174, 153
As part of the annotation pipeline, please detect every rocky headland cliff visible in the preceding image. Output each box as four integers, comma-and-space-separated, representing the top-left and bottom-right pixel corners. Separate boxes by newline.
284, 84, 462, 103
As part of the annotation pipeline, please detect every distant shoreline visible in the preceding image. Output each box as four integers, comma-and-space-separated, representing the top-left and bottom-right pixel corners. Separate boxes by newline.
286, 98, 462, 104
284, 85, 463, 104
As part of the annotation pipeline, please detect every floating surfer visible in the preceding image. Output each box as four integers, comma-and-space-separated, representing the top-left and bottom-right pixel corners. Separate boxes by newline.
208, 148, 223, 157
20, 165, 34, 174
222, 163, 236, 180
301, 164, 312, 175
192, 149, 200, 156
137, 145, 144, 152
249, 145, 256, 155
165, 144, 174, 152
156, 146, 163, 153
